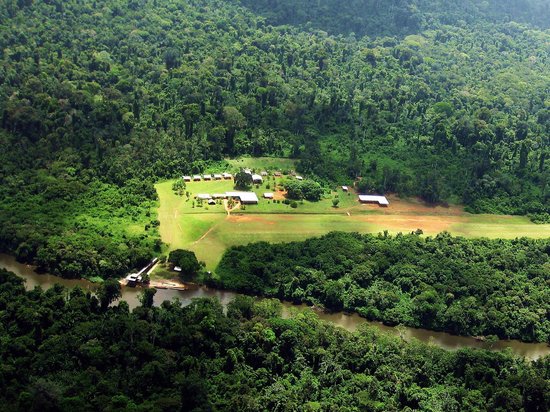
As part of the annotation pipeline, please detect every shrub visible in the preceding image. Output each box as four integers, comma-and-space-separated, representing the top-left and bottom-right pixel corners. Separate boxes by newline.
168, 249, 201, 278
285, 179, 324, 201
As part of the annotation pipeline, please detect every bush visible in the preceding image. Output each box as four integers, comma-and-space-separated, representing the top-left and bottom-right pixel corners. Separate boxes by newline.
290, 201, 298, 208
168, 249, 201, 278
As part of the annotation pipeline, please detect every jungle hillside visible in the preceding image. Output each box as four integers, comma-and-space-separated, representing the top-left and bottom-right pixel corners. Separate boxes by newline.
1, 0, 550, 278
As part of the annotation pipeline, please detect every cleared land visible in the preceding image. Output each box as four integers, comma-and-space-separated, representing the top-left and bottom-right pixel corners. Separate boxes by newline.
156, 178, 550, 270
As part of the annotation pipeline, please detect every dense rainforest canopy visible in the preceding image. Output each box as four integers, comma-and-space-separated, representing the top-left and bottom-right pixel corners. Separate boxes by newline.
0, 269, 548, 411
0, 0, 549, 279
237, 0, 550, 37
1, 2, 550, 410
216, 232, 550, 343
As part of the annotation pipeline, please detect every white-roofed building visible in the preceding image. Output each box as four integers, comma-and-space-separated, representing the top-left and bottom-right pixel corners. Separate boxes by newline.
212, 193, 227, 199
214, 173, 222, 180
358, 195, 389, 206
222, 172, 233, 179
342, 185, 349, 192
196, 194, 212, 200
252, 174, 263, 183
203, 174, 212, 180
225, 191, 259, 204
183, 176, 192, 182
296, 175, 303, 180
125, 273, 143, 286
261, 171, 268, 176
193, 175, 202, 181
263, 193, 274, 199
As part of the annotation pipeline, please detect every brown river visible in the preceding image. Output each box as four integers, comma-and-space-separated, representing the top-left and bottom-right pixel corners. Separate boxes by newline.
1, 253, 548, 360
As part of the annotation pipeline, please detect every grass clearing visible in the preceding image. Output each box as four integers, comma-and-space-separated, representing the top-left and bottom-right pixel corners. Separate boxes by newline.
226, 156, 297, 172
157, 178, 369, 215
156, 179, 550, 270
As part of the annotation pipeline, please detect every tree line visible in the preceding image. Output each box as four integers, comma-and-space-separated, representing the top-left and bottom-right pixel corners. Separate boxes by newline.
215, 232, 550, 343
236, 0, 550, 37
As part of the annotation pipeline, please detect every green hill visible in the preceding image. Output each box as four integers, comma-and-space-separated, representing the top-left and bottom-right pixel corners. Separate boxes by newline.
236, 0, 550, 37
0, 0, 549, 277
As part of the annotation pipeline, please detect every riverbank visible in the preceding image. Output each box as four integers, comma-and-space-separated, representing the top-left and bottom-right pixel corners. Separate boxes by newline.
119, 262, 190, 291
1, 253, 548, 360
149, 278, 188, 290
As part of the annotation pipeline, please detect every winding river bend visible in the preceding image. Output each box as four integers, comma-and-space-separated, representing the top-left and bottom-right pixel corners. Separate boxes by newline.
1, 254, 548, 360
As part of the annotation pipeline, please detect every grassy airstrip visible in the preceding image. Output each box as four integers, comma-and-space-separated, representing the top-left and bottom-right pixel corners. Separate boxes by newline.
156, 175, 550, 270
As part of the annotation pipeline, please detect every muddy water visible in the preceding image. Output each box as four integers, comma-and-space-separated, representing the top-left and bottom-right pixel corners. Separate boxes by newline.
1, 254, 548, 360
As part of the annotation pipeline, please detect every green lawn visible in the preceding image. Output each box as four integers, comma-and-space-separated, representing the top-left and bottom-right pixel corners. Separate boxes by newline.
226, 156, 297, 172
156, 179, 550, 270
158, 178, 365, 215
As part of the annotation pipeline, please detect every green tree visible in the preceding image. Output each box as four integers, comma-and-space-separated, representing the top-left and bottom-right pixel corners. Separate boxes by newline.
234, 170, 253, 190
98, 279, 122, 310
139, 288, 157, 309
168, 249, 201, 278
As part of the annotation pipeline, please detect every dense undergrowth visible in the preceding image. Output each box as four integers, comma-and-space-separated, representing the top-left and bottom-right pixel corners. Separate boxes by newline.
216, 232, 550, 343
0, 269, 548, 411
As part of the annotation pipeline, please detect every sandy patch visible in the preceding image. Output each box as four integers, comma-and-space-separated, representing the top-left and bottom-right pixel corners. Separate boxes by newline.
353, 214, 468, 234
273, 190, 287, 201
227, 215, 277, 224
389, 195, 464, 215
149, 278, 188, 290
224, 199, 241, 215
275, 215, 296, 220
349, 194, 464, 216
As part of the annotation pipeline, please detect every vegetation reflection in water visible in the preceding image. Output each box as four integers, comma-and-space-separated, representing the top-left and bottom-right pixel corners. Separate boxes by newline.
1, 254, 547, 361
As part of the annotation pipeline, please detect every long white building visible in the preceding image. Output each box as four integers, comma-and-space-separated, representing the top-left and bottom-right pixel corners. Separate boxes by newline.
358, 195, 389, 206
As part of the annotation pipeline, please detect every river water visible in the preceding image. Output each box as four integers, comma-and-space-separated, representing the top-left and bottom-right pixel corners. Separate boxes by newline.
1, 254, 548, 360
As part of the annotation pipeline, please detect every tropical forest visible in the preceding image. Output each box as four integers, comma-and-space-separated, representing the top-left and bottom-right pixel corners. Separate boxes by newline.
0, 0, 549, 410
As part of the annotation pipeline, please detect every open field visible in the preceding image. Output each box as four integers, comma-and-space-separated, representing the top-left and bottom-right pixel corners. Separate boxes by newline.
156, 179, 550, 270
159, 178, 363, 214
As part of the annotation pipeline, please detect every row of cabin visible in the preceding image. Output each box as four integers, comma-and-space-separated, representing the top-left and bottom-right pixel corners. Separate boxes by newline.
243, 168, 269, 176
183, 173, 233, 182
185, 170, 299, 184
244, 169, 301, 183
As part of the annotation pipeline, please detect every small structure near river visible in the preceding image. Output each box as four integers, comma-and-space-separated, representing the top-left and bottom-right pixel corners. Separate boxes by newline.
125, 257, 158, 286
